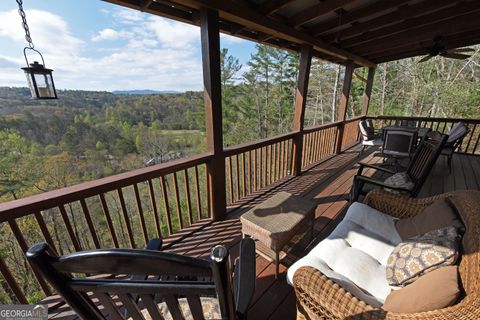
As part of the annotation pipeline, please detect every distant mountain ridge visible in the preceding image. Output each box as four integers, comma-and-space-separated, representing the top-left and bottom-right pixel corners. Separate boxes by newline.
112, 89, 180, 95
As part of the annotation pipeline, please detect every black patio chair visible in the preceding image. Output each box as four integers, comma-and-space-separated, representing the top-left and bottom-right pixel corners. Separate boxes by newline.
442, 122, 469, 171
26, 238, 256, 320
350, 134, 448, 202
359, 119, 382, 155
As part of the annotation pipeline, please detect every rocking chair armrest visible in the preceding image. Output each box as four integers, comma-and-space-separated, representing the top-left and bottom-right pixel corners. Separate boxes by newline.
357, 162, 396, 175
234, 238, 256, 319
145, 238, 163, 251
354, 175, 412, 193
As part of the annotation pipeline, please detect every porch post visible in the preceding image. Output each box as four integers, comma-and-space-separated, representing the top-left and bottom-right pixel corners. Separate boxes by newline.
200, 8, 226, 221
292, 45, 313, 176
335, 62, 354, 154
361, 67, 376, 116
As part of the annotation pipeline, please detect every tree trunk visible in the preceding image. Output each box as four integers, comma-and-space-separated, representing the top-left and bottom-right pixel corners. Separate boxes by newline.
332, 65, 341, 122
381, 63, 388, 115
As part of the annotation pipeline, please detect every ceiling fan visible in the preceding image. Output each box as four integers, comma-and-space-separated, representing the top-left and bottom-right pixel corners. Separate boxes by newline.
418, 39, 475, 63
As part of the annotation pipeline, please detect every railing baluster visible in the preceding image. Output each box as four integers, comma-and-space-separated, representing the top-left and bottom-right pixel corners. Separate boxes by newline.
205, 165, 211, 217
0, 256, 27, 303
194, 166, 202, 220
79, 199, 101, 249
58, 204, 82, 251
147, 179, 162, 238
253, 149, 258, 192
172, 172, 183, 230
183, 169, 193, 225
260, 147, 267, 188
465, 124, 476, 154
228, 156, 234, 203
269, 144, 273, 185
235, 154, 240, 200
117, 188, 136, 248
160, 176, 173, 235
8, 219, 52, 296
34, 211, 57, 253
133, 184, 149, 246
247, 151, 252, 194
242, 153, 247, 197
99, 193, 119, 248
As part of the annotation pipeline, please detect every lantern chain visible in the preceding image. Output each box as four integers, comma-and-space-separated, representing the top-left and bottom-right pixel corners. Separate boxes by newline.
16, 0, 34, 49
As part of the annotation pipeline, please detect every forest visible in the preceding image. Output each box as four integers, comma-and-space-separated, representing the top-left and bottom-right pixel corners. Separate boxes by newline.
0, 43, 479, 302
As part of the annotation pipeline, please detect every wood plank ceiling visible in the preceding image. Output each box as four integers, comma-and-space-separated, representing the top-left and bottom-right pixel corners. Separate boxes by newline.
104, 0, 480, 67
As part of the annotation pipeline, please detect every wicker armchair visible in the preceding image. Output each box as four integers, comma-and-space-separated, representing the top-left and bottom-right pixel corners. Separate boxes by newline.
292, 190, 480, 320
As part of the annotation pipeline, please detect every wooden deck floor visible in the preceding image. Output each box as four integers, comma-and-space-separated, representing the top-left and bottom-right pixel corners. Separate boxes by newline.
45, 146, 480, 319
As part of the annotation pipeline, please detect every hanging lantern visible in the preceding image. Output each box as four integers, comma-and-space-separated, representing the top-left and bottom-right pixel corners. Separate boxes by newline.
16, 0, 58, 99
22, 52, 57, 99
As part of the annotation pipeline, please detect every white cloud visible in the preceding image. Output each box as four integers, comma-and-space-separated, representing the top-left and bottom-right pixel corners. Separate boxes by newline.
91, 28, 132, 42
0, 9, 83, 56
0, 7, 207, 91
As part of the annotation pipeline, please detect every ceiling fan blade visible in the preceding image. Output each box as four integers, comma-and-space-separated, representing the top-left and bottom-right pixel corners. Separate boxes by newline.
418, 55, 433, 63
446, 48, 475, 54
440, 52, 472, 60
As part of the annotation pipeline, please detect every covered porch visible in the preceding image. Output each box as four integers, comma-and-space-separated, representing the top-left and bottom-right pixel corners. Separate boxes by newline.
0, 0, 480, 318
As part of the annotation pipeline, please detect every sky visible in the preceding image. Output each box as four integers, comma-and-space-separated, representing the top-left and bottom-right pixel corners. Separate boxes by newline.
0, 0, 256, 92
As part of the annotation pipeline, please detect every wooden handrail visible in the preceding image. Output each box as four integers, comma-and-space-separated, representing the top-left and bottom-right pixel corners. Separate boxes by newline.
224, 132, 297, 156
369, 115, 480, 124
0, 153, 213, 222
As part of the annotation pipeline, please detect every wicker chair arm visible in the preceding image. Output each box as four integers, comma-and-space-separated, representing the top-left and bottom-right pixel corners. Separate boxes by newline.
362, 190, 453, 219
293, 266, 384, 320
292, 266, 479, 320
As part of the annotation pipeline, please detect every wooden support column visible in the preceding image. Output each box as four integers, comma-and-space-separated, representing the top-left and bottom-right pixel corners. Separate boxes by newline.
200, 8, 226, 221
335, 62, 354, 154
292, 45, 313, 176
362, 67, 376, 116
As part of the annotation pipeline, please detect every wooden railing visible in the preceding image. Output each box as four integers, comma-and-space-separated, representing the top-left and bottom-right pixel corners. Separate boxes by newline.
302, 122, 340, 168
0, 154, 212, 303
341, 117, 363, 151
224, 132, 296, 205
369, 116, 480, 155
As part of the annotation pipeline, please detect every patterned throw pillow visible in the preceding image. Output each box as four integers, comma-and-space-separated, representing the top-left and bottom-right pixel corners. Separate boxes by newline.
384, 172, 414, 193
386, 226, 460, 286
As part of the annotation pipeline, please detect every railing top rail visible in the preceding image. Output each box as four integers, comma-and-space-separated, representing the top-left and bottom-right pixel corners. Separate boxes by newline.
224, 132, 297, 156
368, 115, 480, 124
343, 115, 366, 124
0, 153, 213, 222
303, 120, 342, 134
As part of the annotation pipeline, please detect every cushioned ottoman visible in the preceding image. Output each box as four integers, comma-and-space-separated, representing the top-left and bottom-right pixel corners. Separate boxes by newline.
287, 202, 402, 307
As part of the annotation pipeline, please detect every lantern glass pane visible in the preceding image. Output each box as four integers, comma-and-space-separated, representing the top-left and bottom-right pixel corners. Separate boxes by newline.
24, 72, 37, 98
34, 73, 55, 98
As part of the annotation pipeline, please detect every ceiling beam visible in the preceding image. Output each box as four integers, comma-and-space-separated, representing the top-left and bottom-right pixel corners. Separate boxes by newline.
368, 30, 480, 62
167, 0, 375, 66
353, 11, 480, 57
288, 0, 356, 28
324, 0, 456, 43
341, 1, 480, 49
308, 0, 410, 37
258, 0, 296, 15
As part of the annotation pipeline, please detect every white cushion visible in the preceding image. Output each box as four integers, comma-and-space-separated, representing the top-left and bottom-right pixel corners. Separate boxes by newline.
362, 138, 383, 146
287, 203, 402, 307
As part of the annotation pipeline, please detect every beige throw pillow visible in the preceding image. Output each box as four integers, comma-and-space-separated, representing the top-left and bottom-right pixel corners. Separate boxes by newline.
386, 226, 460, 286
383, 266, 460, 313
395, 199, 464, 240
